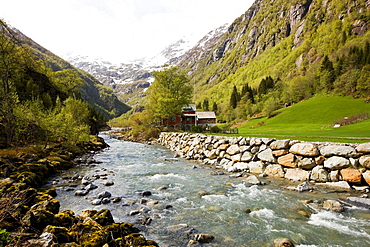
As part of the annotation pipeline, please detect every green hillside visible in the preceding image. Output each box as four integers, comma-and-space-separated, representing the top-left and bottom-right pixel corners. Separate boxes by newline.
237, 96, 370, 142
179, 0, 370, 124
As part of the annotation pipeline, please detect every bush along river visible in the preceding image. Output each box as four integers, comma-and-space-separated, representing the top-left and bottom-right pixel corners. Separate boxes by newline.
46, 132, 370, 247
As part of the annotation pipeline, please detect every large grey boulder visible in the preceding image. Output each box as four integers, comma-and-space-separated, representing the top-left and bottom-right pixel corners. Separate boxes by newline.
226, 145, 240, 155
290, 143, 319, 156
356, 142, 370, 154
320, 145, 357, 157
324, 156, 350, 170
248, 161, 265, 174
297, 157, 316, 169
265, 164, 285, 178
359, 155, 370, 169
233, 162, 249, 171
310, 165, 329, 182
285, 168, 310, 181
241, 151, 253, 162
257, 148, 276, 163
270, 140, 291, 150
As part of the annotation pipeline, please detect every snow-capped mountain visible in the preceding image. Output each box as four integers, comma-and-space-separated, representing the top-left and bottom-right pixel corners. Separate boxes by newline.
64, 24, 229, 105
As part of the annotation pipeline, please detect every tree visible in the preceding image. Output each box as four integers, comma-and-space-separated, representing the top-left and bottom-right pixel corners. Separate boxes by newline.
230, 85, 239, 109
52, 69, 83, 99
357, 64, 370, 97
320, 55, 335, 91
203, 99, 209, 111
212, 101, 218, 113
147, 66, 193, 124
258, 76, 274, 95
241, 84, 255, 103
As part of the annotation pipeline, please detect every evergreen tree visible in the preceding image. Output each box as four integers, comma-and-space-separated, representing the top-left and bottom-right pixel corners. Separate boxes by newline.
230, 85, 239, 109
258, 76, 274, 95
320, 55, 335, 91
212, 102, 218, 113
203, 99, 209, 111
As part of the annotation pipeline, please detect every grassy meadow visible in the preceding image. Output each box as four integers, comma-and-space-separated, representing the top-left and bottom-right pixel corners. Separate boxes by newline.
233, 96, 370, 143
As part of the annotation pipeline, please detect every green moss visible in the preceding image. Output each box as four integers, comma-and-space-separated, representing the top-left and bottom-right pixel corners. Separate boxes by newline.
91, 209, 114, 226
44, 225, 71, 243
22, 209, 57, 231
55, 210, 78, 228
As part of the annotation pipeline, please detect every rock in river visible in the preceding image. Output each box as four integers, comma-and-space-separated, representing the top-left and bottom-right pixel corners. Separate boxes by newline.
98, 191, 112, 199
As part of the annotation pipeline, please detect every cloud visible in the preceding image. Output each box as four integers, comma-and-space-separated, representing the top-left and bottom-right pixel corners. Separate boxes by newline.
1, 0, 254, 63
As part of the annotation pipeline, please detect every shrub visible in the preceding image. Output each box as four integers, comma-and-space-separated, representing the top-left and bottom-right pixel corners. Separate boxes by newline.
0, 229, 11, 245
210, 125, 221, 133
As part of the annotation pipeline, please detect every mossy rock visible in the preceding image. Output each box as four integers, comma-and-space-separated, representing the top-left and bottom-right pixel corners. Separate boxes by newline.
22, 208, 57, 231
44, 225, 71, 243
15, 171, 41, 187
124, 233, 158, 246
55, 210, 78, 228
74, 222, 110, 247
38, 198, 60, 214
119, 222, 140, 236
80, 210, 98, 220
45, 188, 58, 198
91, 209, 114, 226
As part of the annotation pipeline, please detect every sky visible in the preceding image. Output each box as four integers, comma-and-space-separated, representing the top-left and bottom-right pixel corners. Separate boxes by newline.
1, 0, 254, 63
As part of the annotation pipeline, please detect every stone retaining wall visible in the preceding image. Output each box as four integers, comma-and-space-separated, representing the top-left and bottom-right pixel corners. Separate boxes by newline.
158, 132, 370, 187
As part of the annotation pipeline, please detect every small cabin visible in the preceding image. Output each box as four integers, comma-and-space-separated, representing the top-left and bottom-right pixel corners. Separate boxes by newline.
162, 103, 216, 130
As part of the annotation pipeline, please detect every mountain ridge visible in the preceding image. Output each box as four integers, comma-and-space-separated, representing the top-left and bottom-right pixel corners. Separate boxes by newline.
65, 24, 230, 106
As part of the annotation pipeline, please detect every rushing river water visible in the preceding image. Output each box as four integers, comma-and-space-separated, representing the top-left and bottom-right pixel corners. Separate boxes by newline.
47, 133, 370, 247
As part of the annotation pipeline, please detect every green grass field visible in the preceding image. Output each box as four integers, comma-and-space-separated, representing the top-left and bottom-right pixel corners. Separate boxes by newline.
235, 96, 370, 143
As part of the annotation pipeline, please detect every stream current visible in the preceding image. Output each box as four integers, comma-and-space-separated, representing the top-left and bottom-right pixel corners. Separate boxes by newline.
47, 133, 370, 246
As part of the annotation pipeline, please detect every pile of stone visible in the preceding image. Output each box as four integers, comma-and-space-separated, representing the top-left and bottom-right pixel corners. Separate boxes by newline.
158, 132, 370, 188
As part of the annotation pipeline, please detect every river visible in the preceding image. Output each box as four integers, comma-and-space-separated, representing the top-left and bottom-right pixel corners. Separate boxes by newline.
46, 133, 370, 246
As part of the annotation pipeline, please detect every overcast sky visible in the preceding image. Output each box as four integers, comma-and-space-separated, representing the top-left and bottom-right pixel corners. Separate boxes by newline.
1, 0, 254, 63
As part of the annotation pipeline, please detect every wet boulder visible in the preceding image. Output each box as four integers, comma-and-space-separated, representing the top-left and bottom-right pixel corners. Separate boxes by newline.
323, 200, 344, 212
194, 233, 215, 243
74, 190, 88, 196
274, 238, 295, 247
98, 191, 112, 199
85, 183, 98, 191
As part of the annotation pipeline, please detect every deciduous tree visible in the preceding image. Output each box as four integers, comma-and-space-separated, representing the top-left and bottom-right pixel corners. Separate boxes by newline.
147, 66, 193, 124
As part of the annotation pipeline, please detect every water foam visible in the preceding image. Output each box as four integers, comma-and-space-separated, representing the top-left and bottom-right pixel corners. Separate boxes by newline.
149, 173, 187, 180
308, 210, 370, 239
250, 208, 277, 219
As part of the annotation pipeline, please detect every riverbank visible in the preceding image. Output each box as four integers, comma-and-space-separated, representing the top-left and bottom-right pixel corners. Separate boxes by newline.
158, 132, 370, 203
0, 137, 158, 246
49, 132, 370, 246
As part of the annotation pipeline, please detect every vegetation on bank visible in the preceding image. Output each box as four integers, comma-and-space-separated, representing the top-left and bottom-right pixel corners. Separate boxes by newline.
109, 66, 192, 141
0, 20, 156, 246
0, 19, 108, 147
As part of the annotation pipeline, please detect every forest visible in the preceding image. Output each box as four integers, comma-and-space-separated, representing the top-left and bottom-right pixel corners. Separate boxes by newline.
0, 20, 118, 147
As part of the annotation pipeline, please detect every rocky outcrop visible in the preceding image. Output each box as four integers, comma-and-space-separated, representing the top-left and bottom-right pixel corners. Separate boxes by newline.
158, 132, 370, 188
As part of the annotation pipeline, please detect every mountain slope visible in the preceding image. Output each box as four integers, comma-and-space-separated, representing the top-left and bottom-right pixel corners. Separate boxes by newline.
176, 0, 370, 122
65, 24, 229, 106
10, 25, 131, 119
